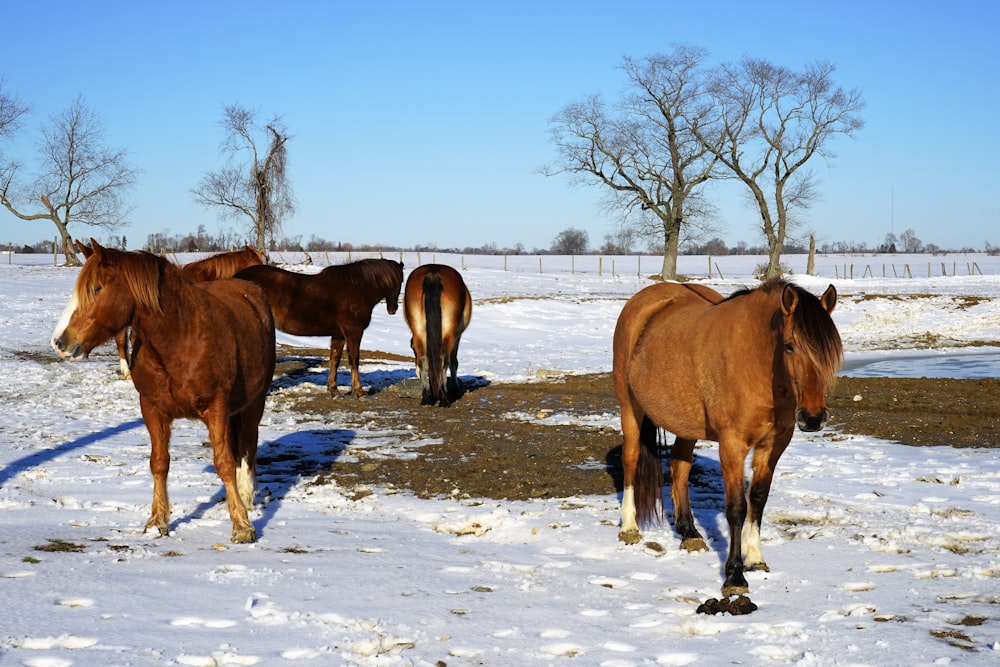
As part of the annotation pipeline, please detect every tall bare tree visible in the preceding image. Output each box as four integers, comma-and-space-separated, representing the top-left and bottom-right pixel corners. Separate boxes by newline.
192, 105, 293, 256
543, 45, 721, 280
700, 58, 864, 278
0, 96, 137, 265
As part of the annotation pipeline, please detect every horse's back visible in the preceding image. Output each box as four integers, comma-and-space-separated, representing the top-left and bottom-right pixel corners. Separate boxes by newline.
199, 278, 276, 396
613, 282, 720, 371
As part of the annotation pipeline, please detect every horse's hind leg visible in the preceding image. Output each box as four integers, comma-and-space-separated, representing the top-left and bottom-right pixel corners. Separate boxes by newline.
327, 336, 346, 396
231, 408, 261, 511
445, 336, 462, 402
206, 405, 256, 543
115, 329, 131, 379
670, 437, 707, 552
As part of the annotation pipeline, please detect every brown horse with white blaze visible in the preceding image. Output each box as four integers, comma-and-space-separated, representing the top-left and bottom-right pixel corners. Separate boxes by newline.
235, 258, 404, 396
613, 278, 842, 595
52, 239, 275, 543
403, 264, 472, 407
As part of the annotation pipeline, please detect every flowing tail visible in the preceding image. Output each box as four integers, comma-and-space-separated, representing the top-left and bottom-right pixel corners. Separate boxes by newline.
634, 416, 666, 528
422, 273, 444, 405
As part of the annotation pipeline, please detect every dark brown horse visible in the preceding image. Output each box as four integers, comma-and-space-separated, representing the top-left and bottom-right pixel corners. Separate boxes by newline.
403, 264, 472, 407
235, 258, 404, 396
52, 239, 275, 543
613, 278, 841, 595
105, 245, 265, 379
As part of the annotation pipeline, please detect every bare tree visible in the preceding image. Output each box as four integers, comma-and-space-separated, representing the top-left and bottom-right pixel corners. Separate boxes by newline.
551, 227, 589, 254
900, 228, 922, 253
699, 58, 864, 278
192, 105, 293, 257
543, 45, 721, 279
0, 96, 138, 266
0, 80, 30, 213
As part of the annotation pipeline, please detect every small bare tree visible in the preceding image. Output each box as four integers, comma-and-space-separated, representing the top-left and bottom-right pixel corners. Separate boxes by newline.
551, 227, 589, 254
700, 58, 864, 278
543, 46, 721, 280
0, 96, 137, 265
192, 105, 294, 257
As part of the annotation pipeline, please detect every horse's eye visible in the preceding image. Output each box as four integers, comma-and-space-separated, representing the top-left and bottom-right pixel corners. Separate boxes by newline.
92, 286, 103, 296
784, 342, 794, 353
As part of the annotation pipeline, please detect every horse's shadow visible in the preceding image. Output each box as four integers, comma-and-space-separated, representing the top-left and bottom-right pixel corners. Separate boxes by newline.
272, 354, 414, 395
178, 428, 357, 539
272, 354, 490, 397
605, 442, 728, 565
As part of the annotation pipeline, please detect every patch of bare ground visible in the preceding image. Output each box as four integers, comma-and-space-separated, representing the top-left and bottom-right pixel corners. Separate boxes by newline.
271, 347, 1000, 501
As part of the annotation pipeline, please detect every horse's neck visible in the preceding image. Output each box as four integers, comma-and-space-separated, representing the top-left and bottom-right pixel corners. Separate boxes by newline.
130, 273, 194, 340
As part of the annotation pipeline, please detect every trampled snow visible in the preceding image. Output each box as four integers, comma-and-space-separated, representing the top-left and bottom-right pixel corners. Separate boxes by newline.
1, 251, 998, 666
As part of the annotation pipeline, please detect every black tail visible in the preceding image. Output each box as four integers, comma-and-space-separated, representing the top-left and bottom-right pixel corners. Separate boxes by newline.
422, 273, 444, 405
635, 416, 666, 528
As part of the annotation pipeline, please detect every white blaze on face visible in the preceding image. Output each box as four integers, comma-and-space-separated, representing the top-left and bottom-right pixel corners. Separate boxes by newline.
51, 292, 79, 358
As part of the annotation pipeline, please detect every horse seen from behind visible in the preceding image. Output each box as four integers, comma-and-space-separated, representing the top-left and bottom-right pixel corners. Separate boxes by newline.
235, 258, 404, 397
52, 239, 276, 543
612, 278, 842, 595
403, 263, 472, 407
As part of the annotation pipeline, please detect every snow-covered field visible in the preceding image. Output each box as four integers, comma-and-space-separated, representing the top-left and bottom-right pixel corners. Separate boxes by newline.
1, 251, 998, 666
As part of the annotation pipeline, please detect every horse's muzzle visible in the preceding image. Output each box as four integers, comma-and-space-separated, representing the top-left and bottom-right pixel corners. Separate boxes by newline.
52, 334, 86, 361
796, 407, 828, 432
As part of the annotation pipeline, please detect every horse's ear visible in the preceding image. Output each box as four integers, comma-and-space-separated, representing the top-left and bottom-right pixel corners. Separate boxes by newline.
75, 239, 93, 258
820, 284, 837, 314
89, 238, 110, 262
780, 284, 799, 314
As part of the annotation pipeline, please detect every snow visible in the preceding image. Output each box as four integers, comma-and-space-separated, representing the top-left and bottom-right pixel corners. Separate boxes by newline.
2, 250, 999, 666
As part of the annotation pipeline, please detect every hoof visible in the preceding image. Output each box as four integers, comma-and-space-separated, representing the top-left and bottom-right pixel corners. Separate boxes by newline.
231, 526, 257, 544
680, 537, 709, 552
145, 519, 169, 538
618, 528, 641, 545
744, 561, 770, 573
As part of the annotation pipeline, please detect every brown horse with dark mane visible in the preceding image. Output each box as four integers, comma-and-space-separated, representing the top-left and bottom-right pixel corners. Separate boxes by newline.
403, 264, 472, 407
235, 258, 404, 396
52, 239, 275, 543
613, 278, 841, 595
106, 245, 265, 379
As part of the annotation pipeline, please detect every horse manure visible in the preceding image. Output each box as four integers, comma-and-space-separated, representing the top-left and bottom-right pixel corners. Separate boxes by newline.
696, 594, 758, 615
643, 541, 666, 557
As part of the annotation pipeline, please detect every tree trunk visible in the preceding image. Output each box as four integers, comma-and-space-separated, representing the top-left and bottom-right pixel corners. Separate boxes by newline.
55, 218, 81, 267
658, 215, 681, 280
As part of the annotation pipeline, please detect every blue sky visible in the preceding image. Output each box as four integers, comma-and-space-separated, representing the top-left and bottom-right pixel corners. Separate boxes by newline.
1, 0, 997, 252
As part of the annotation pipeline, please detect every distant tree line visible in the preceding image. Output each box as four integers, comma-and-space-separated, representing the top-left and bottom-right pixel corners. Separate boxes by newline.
7, 223, 996, 257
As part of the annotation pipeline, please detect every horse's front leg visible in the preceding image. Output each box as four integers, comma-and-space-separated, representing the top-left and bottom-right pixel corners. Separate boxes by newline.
742, 432, 792, 572
719, 438, 751, 596
140, 401, 171, 537
344, 330, 365, 397
206, 406, 256, 544
670, 437, 707, 552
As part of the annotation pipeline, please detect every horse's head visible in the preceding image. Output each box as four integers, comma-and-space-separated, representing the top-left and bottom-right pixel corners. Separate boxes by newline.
384, 260, 404, 315
778, 282, 842, 432
52, 239, 160, 361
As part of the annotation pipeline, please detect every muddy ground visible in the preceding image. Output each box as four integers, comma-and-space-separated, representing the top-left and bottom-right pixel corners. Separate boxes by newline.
272, 347, 1000, 502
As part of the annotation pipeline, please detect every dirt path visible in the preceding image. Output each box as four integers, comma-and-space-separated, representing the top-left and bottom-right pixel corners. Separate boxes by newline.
272, 348, 1000, 501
